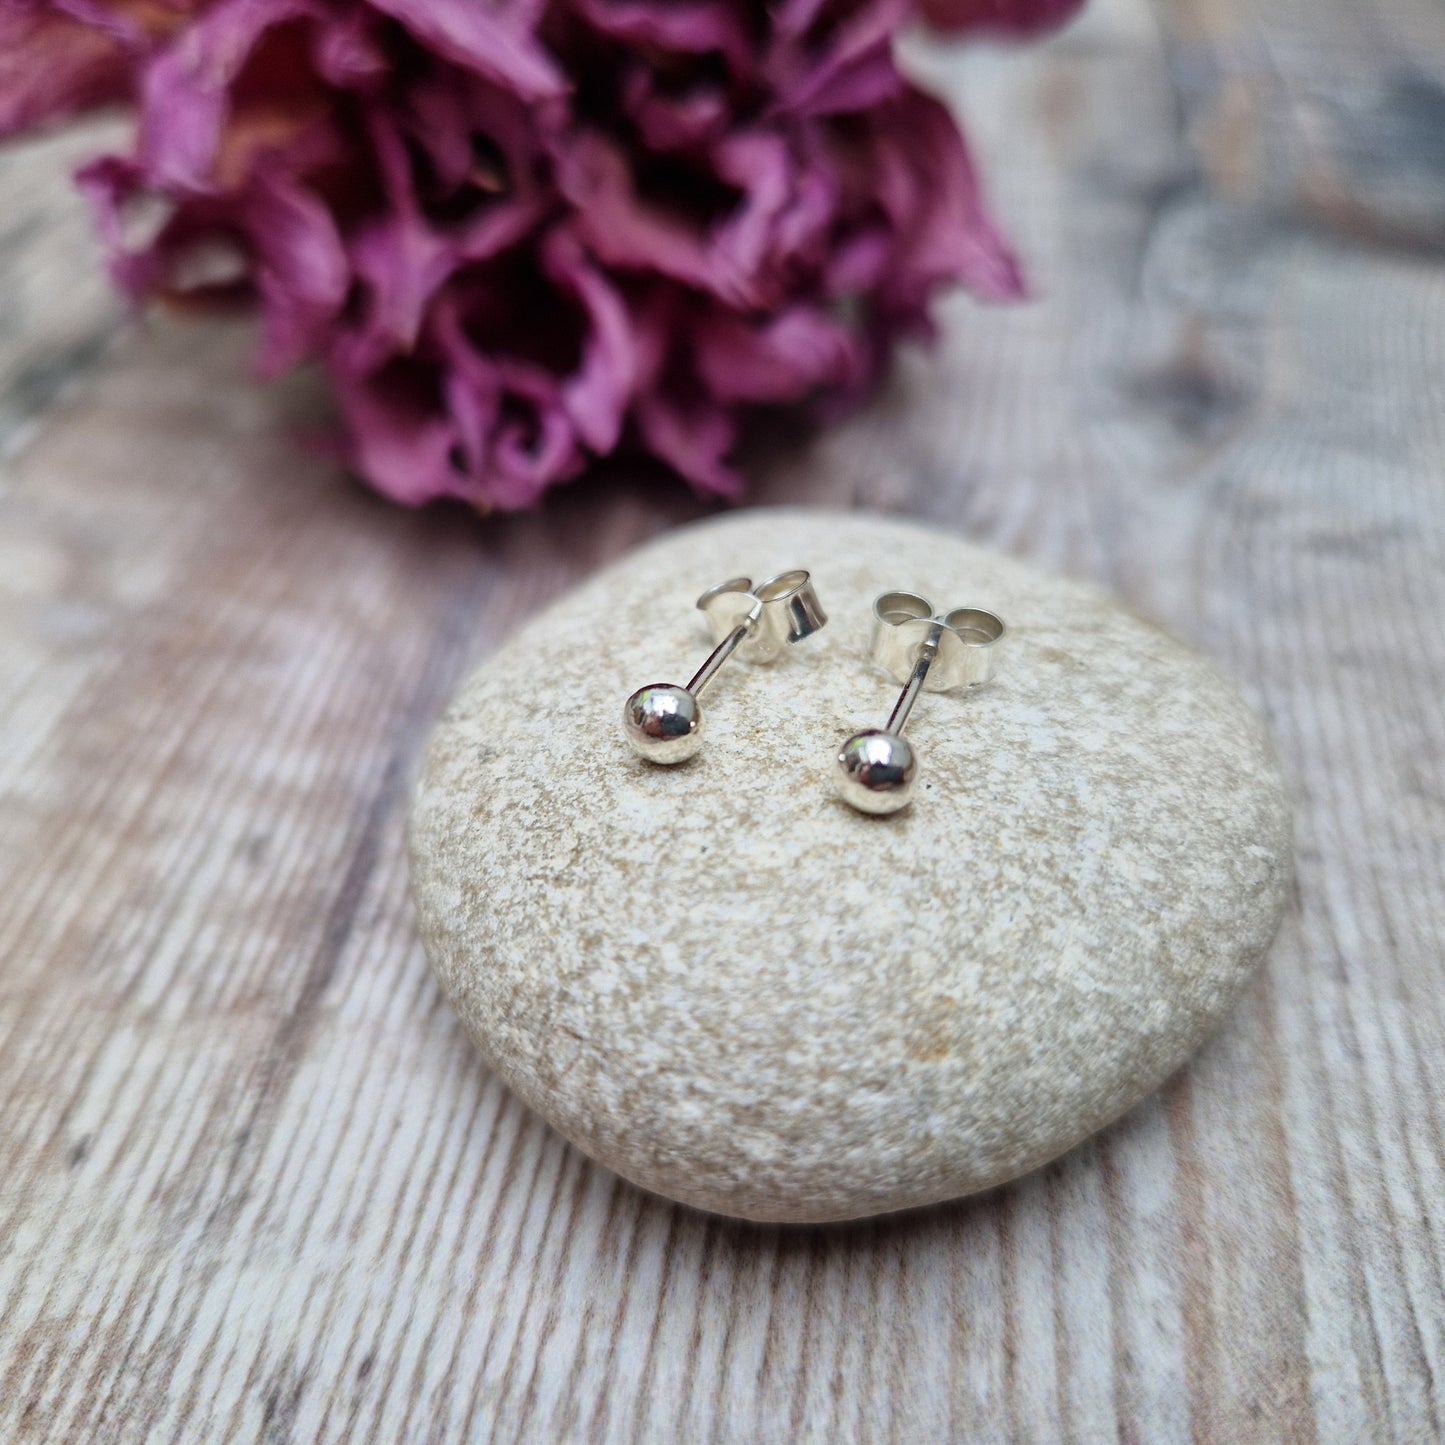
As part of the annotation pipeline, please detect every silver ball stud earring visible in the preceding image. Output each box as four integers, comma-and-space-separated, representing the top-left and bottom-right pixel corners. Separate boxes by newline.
623, 569, 828, 764
835, 591, 1005, 814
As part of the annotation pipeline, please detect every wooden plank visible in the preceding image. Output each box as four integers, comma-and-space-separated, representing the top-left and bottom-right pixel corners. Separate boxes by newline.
1, 0, 1443, 1438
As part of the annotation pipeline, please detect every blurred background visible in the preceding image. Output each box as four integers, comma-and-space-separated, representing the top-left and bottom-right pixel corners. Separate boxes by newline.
1, 0, 1441, 1439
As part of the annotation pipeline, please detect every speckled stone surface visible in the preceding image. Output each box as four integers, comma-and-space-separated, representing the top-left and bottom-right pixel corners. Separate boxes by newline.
409, 509, 1293, 1223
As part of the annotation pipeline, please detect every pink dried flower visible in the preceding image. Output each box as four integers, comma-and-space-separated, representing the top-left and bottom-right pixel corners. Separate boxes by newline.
916, 0, 1084, 37
0, 0, 1074, 510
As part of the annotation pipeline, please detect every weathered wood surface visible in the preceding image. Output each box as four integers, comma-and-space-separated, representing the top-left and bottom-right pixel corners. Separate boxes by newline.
1, 0, 1442, 1438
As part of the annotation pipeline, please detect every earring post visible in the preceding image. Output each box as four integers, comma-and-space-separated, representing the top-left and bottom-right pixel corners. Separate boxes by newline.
686, 622, 751, 696
884, 625, 941, 735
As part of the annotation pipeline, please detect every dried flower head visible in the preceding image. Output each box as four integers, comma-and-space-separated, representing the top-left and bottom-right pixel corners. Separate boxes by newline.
0, 0, 1078, 509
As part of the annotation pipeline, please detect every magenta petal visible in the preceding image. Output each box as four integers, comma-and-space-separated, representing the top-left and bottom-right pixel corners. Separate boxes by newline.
481, 360, 584, 507
710, 131, 793, 305
770, 0, 911, 117
50, 0, 159, 47
246, 170, 349, 375
917, 0, 1085, 37
697, 306, 865, 403
330, 365, 467, 508
636, 390, 744, 499
402, 81, 480, 193
626, 284, 678, 393
573, 0, 754, 75
432, 305, 585, 508
139, 0, 317, 190
777, 43, 901, 118
564, 128, 793, 310
313, 11, 388, 87
623, 72, 730, 151
543, 229, 636, 454
773, 0, 831, 36
630, 288, 742, 498
0, 8, 130, 136
350, 214, 456, 357
441, 356, 501, 478
882, 87, 1025, 306
557, 131, 716, 293
453, 196, 548, 264
74, 154, 162, 295
772, 156, 837, 263
364, 0, 563, 101
491, 415, 582, 507
825, 224, 893, 295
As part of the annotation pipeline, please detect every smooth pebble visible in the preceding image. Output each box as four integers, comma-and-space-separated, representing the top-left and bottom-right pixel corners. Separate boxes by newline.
409, 509, 1293, 1222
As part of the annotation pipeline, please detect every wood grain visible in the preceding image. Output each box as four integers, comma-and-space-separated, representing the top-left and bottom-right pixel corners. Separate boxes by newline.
1, 0, 1442, 1438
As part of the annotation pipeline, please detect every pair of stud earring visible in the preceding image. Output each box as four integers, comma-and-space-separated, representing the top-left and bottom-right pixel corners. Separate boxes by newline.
621, 571, 1005, 815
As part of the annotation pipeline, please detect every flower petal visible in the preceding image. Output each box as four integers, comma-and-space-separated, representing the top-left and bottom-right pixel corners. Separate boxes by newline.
334, 380, 466, 507
246, 168, 350, 374
572, 0, 755, 76
0, 7, 130, 135
874, 87, 1025, 309
770, 0, 911, 118
636, 388, 743, 498
543, 228, 636, 454
556, 130, 717, 293
696, 305, 865, 403
139, 0, 317, 189
349, 213, 456, 359
364, 0, 563, 100
916, 0, 1084, 37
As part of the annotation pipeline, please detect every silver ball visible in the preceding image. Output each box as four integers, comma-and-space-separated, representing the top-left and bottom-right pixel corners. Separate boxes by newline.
622, 684, 703, 764
835, 729, 918, 814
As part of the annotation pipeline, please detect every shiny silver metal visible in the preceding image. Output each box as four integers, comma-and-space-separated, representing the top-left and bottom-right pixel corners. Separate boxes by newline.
623, 570, 828, 764
696, 569, 829, 663
835, 592, 1004, 814
869, 593, 1004, 692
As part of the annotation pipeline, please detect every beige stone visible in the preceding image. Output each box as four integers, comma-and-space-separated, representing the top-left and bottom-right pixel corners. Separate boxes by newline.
408, 509, 1293, 1222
